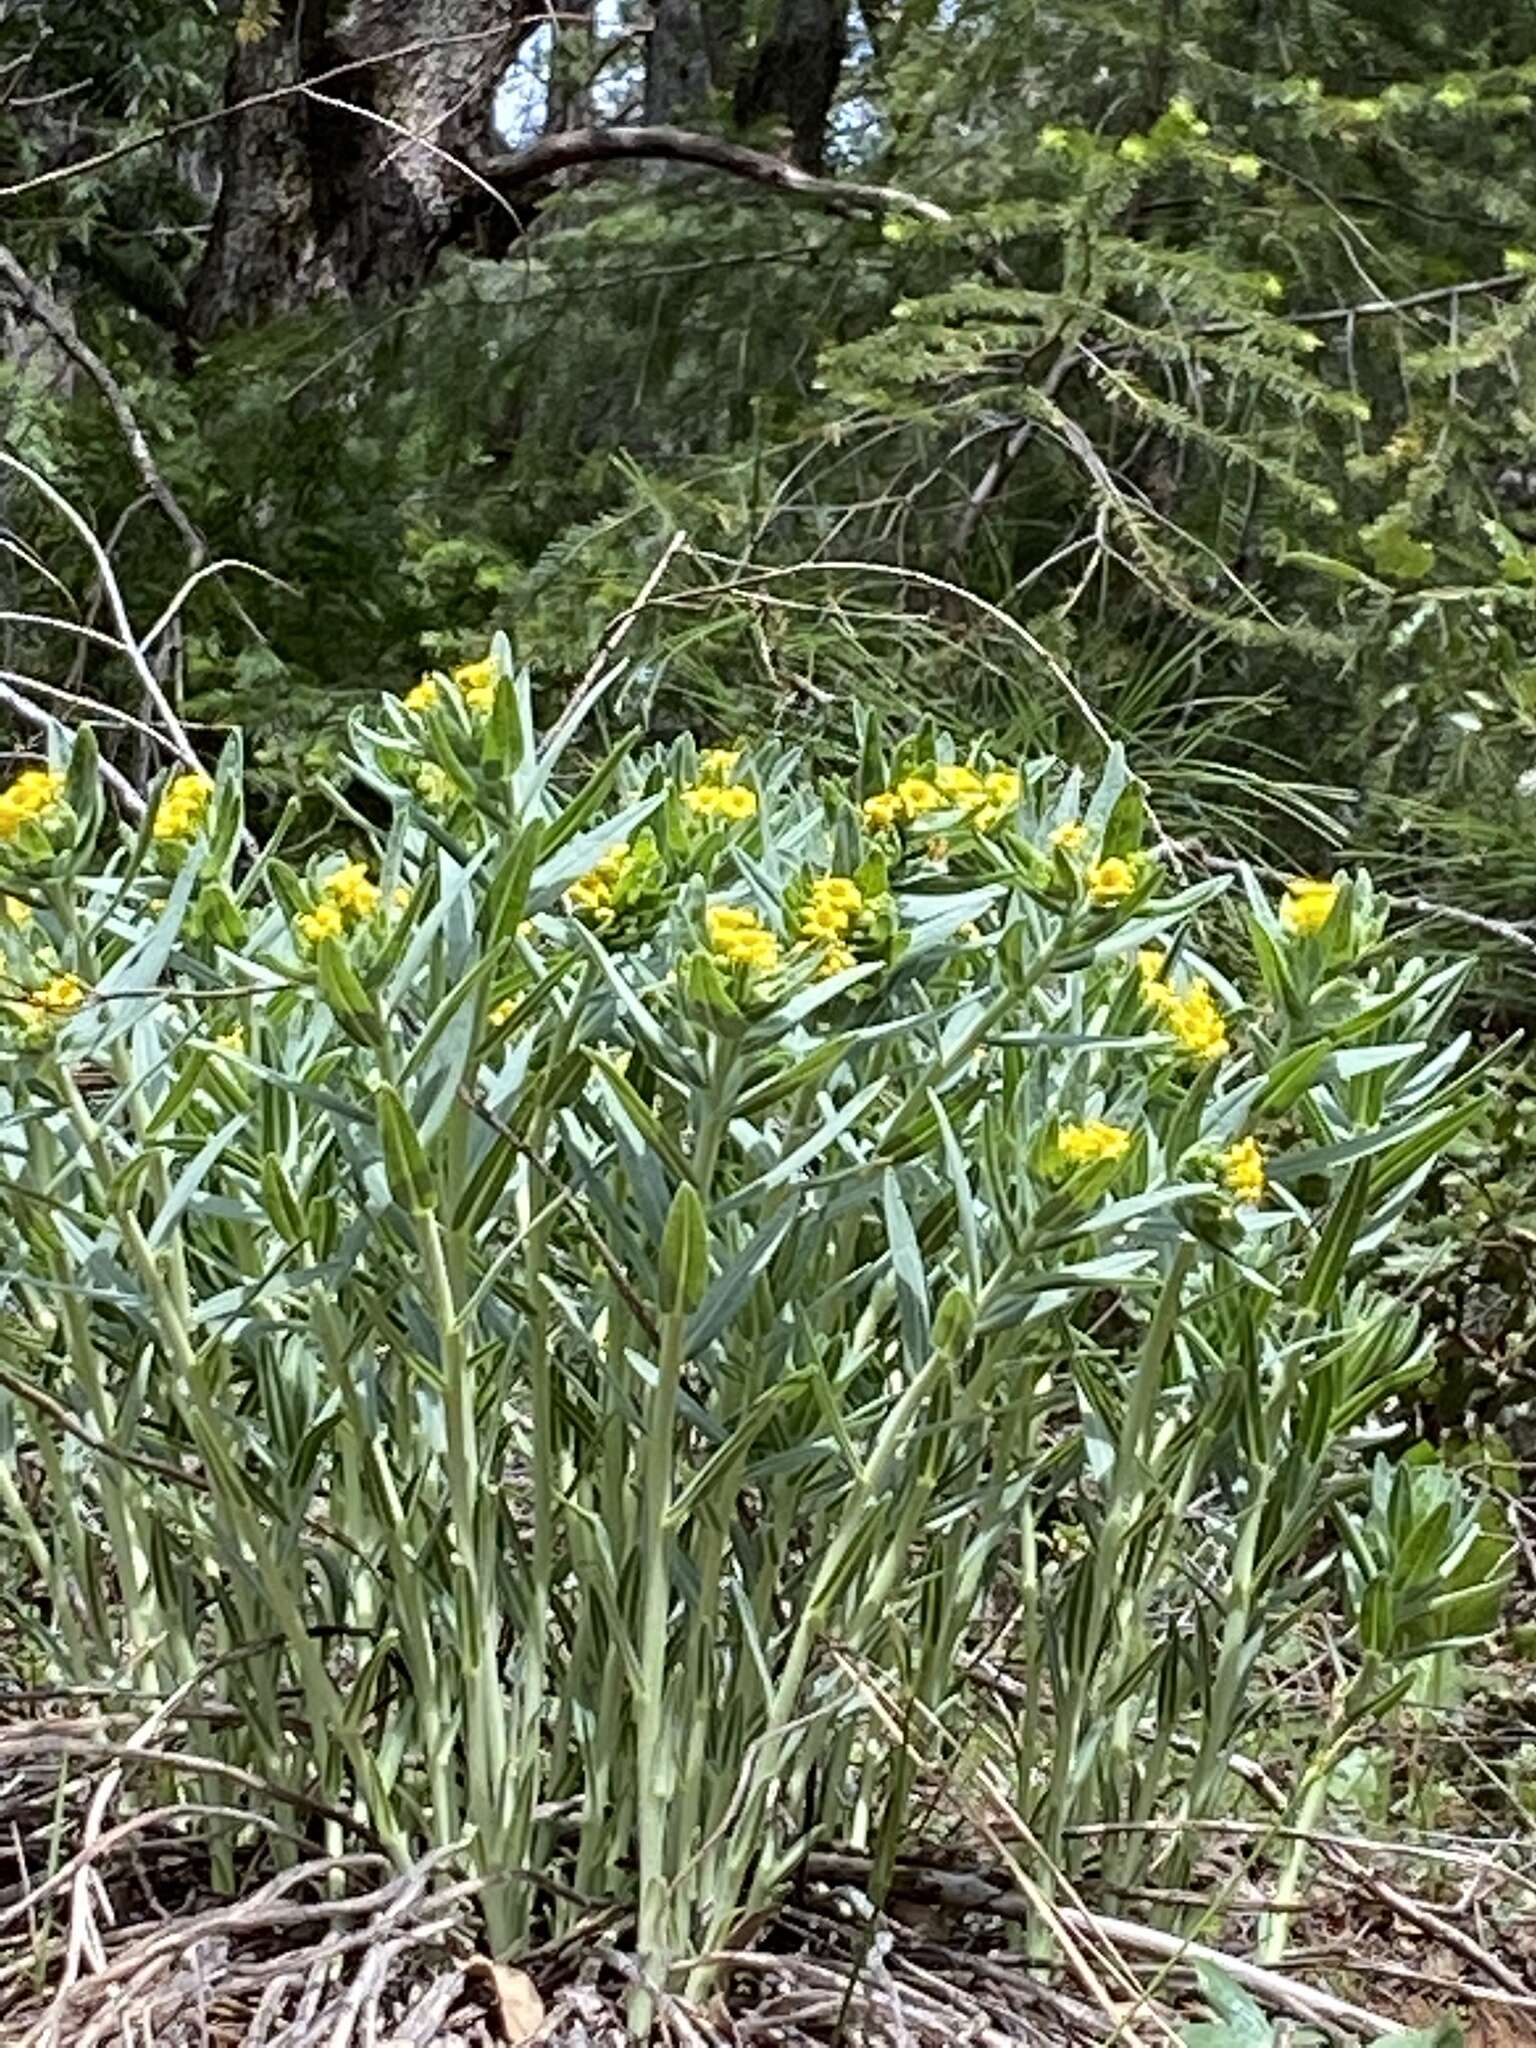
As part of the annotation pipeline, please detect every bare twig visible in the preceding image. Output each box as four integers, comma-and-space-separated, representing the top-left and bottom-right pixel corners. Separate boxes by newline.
0, 676, 147, 816
0, 246, 204, 568
949, 343, 1080, 563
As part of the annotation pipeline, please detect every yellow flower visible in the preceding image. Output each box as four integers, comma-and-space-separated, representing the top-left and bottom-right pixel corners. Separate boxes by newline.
1051, 820, 1088, 855
796, 876, 868, 977
151, 771, 214, 844
8, 970, 87, 1041
454, 657, 499, 714
392, 885, 412, 912
1087, 857, 1137, 903
1058, 1118, 1133, 1166
565, 841, 633, 928
973, 768, 1022, 830
816, 941, 858, 979
1137, 947, 1166, 984
1279, 876, 1340, 938
697, 747, 742, 783
799, 875, 864, 939
1159, 978, 1230, 1061
681, 782, 758, 821
297, 900, 345, 945
4, 895, 32, 926
800, 905, 845, 942
895, 775, 942, 817
934, 762, 984, 801
1222, 1135, 1266, 1205
0, 768, 65, 842
215, 1025, 245, 1054
815, 876, 863, 914
489, 998, 516, 1029
707, 902, 781, 972
405, 674, 442, 713
35, 972, 85, 1015
862, 775, 950, 830
322, 860, 382, 920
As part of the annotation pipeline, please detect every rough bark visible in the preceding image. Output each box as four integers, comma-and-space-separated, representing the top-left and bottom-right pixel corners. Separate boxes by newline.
186, 1, 536, 338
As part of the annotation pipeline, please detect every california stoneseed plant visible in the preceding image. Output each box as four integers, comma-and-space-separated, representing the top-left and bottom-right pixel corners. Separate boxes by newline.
0, 638, 1509, 1997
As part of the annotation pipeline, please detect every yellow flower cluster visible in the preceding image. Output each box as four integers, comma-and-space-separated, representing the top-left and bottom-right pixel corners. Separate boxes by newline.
707, 902, 781, 972
404, 657, 499, 717
1279, 876, 1339, 938
1140, 953, 1230, 1061
863, 764, 1021, 834
0, 768, 64, 843
1087, 856, 1136, 903
1058, 1118, 1132, 1165
215, 1025, 245, 1055
152, 772, 214, 843
681, 781, 758, 822
1050, 820, 1088, 854
681, 749, 756, 822
798, 874, 864, 979
567, 842, 633, 929
416, 763, 454, 806
297, 859, 382, 944
1221, 1135, 1265, 1204
9, 971, 87, 1040
455, 658, 498, 714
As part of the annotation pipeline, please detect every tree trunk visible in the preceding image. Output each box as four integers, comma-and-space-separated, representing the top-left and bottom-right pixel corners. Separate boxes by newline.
187, 0, 535, 338
733, 0, 846, 172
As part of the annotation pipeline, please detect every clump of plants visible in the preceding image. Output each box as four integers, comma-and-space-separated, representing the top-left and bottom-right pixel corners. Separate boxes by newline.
0, 638, 1508, 2010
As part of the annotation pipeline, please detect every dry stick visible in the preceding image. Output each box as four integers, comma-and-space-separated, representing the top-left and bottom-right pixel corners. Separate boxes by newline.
0, 456, 204, 778
949, 342, 1081, 563
822, 1648, 1171, 2048
837, 1652, 1395, 2041
3, 1743, 381, 1866
0, 246, 204, 567
0, 657, 196, 757
673, 551, 1117, 756
578, 528, 690, 690
1215, 1743, 1531, 1996
0, 1804, 317, 1932
538, 527, 692, 759
41, 1674, 225, 2040
0, 678, 146, 816
804, 1854, 1397, 2039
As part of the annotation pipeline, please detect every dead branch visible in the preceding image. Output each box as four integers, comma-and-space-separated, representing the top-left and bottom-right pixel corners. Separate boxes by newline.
484, 124, 949, 221
0, 246, 204, 567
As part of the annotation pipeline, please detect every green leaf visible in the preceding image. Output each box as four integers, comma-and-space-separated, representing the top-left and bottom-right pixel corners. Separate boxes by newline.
659, 1180, 709, 1314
